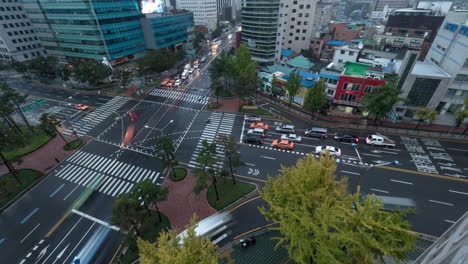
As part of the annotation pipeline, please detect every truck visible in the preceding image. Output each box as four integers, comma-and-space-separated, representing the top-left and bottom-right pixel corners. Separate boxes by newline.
181, 70, 188, 80
184, 63, 191, 70
366, 133, 396, 148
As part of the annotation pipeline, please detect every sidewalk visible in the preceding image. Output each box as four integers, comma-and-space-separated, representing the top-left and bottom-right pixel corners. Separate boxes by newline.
212, 98, 245, 112
258, 95, 467, 141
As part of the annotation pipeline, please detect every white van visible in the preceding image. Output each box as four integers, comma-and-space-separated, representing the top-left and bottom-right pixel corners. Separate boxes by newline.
247, 128, 266, 137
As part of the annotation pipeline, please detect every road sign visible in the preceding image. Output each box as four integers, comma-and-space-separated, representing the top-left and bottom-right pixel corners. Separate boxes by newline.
21, 99, 45, 112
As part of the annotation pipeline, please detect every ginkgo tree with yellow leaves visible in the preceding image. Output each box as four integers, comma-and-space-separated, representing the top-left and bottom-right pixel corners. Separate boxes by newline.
137, 215, 219, 264
259, 155, 417, 264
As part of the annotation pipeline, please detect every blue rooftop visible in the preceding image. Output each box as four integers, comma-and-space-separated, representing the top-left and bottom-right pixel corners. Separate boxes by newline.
262, 64, 294, 75
351, 39, 364, 42
282, 73, 315, 88
281, 49, 293, 57
326, 40, 349, 46
298, 71, 319, 80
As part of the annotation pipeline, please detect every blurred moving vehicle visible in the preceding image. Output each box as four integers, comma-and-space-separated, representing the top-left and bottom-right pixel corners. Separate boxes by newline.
281, 134, 302, 143
334, 134, 359, 143
244, 115, 262, 122
272, 139, 294, 150
74, 104, 89, 110
315, 145, 341, 157
177, 213, 233, 244
250, 122, 269, 130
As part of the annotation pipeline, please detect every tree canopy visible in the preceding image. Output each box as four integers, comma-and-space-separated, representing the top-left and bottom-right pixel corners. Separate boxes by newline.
414, 107, 438, 129
259, 155, 416, 264
155, 137, 178, 183
304, 79, 327, 113
285, 72, 301, 106
72, 60, 112, 87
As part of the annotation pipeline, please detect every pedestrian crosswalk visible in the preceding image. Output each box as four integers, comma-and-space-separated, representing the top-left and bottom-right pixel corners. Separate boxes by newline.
149, 89, 210, 105
63, 96, 131, 137
55, 150, 161, 197
189, 112, 236, 169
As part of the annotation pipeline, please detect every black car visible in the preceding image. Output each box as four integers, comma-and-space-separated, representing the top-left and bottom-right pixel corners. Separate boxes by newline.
243, 134, 264, 144
334, 134, 359, 143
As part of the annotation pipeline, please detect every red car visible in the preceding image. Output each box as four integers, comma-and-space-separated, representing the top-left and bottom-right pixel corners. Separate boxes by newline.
272, 139, 294, 150
128, 110, 138, 121
74, 104, 89, 110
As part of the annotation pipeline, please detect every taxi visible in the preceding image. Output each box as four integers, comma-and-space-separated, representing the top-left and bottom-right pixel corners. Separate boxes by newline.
272, 139, 294, 150
250, 122, 269, 130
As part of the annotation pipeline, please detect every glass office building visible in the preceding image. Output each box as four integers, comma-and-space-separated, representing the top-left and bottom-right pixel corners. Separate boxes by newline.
22, 0, 145, 64
142, 11, 194, 49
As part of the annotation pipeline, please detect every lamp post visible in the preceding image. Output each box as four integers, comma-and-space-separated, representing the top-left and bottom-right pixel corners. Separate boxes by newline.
349, 143, 399, 194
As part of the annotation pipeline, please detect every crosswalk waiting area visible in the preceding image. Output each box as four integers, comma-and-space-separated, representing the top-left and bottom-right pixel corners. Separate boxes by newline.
189, 112, 236, 169
55, 151, 160, 197
63, 96, 131, 137
149, 89, 210, 105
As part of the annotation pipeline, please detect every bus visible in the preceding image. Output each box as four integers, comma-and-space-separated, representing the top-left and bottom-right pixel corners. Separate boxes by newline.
177, 213, 233, 244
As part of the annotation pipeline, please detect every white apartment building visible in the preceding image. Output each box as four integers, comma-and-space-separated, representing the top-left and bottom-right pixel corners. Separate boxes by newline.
0, 0, 45, 62
275, 0, 318, 62
176, 0, 217, 31
425, 10, 468, 115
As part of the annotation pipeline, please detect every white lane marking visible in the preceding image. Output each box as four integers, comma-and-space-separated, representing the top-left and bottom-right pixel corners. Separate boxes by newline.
61, 222, 96, 264
444, 219, 456, 224
63, 184, 79, 201
20, 223, 41, 244
429, 200, 454, 206
370, 188, 389, 194
390, 179, 413, 185
240, 115, 246, 143
341, 170, 359, 175
449, 190, 468, 196
362, 153, 383, 157
446, 148, 468, 152
261, 156, 276, 160
71, 209, 120, 231
33, 246, 38, 251
245, 163, 255, 166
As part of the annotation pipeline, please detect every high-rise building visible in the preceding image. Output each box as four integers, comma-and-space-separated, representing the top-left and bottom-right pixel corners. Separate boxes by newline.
22, 0, 145, 65
374, 0, 409, 11
274, 0, 318, 62
217, 0, 233, 21
241, 0, 280, 64
0, 0, 45, 62
175, 0, 217, 31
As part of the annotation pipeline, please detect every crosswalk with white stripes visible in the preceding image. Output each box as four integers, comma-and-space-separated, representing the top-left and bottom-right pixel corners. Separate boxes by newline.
63, 96, 131, 137
189, 112, 236, 169
149, 89, 210, 105
55, 150, 161, 197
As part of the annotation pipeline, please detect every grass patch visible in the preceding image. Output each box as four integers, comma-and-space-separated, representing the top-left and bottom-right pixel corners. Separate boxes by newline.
216, 89, 235, 97
0, 169, 43, 208
169, 168, 187, 182
207, 102, 222, 109
145, 80, 161, 87
3, 127, 53, 162
239, 106, 274, 116
119, 213, 170, 264
110, 88, 127, 94
207, 178, 256, 210
63, 139, 83, 150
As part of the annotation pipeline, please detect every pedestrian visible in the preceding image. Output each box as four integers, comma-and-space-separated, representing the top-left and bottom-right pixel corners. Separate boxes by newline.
54, 158, 60, 163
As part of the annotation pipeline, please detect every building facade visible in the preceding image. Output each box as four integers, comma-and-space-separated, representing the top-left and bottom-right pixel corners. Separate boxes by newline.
217, 0, 233, 21
241, 0, 280, 64
176, 0, 217, 31
374, 0, 409, 11
0, 0, 45, 62
141, 11, 194, 50
23, 0, 145, 65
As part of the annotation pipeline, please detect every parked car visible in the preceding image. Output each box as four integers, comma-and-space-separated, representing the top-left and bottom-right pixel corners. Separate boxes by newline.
315, 146, 341, 157
243, 134, 264, 144
74, 104, 88, 110
304, 127, 328, 139
272, 139, 294, 150
247, 128, 266, 137
244, 115, 262, 122
189, 68, 195, 74
281, 134, 302, 143
275, 124, 295, 133
334, 134, 359, 143
250, 122, 269, 130
175, 79, 182, 86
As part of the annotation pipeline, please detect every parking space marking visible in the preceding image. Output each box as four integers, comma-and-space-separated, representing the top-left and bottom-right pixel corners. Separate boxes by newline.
370, 188, 389, 194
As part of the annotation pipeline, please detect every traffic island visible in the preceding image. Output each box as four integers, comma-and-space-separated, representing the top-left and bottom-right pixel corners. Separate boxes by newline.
207, 178, 256, 211
63, 139, 83, 150
169, 167, 187, 182
239, 105, 273, 116
207, 102, 223, 109
0, 169, 43, 208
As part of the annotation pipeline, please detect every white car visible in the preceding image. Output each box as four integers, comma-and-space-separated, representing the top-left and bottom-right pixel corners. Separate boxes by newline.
315, 146, 341, 157
189, 68, 195, 74
281, 134, 302, 143
244, 115, 262, 122
175, 79, 182, 86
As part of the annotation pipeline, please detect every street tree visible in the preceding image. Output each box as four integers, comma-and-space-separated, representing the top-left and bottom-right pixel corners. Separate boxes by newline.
285, 71, 301, 107
217, 134, 243, 184
304, 79, 327, 117
0, 94, 22, 135
72, 60, 112, 87
131, 179, 169, 222
414, 107, 438, 129
193, 33, 205, 51
454, 96, 468, 133
270, 75, 278, 94
28, 56, 59, 79
111, 193, 146, 237
135, 49, 176, 78
155, 137, 179, 180
137, 215, 219, 264
114, 68, 133, 89
39, 113, 68, 143
0, 82, 34, 133
0, 124, 24, 184
233, 43, 257, 98
194, 140, 220, 200
259, 155, 416, 264
210, 79, 223, 104
360, 76, 404, 124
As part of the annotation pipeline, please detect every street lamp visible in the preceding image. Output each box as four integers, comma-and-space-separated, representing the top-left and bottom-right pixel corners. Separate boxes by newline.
351, 143, 398, 194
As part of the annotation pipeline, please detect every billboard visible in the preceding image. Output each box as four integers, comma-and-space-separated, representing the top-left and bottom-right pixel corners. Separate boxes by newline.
141, 0, 164, 14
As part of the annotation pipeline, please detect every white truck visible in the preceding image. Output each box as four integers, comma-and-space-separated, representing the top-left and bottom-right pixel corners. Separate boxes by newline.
181, 70, 188, 80
366, 133, 396, 147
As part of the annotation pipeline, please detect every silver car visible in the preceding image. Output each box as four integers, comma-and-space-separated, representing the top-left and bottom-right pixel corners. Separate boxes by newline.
314, 146, 341, 157
244, 115, 262, 122
281, 134, 302, 143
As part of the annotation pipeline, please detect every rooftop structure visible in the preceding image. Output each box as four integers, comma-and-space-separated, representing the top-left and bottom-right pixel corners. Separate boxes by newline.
286, 55, 315, 70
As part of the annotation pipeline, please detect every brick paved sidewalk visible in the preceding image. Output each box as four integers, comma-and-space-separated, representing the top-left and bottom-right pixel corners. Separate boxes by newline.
0, 135, 75, 175
155, 170, 217, 230
213, 98, 245, 112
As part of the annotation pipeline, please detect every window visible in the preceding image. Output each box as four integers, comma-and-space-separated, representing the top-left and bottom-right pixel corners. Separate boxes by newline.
304, 21, 308, 25
293, 1, 297, 4
349, 51, 354, 56
291, 17, 295, 21
364, 86, 375, 93
298, 13, 302, 17
305, 13, 309, 17
290, 25, 294, 29
23, 54, 28, 59
306, 5, 311, 8
299, 5, 304, 9
446, 89, 468, 98
2, 24, 7, 28
302, 29, 306, 33
405, 78, 441, 107
288, 40, 292, 44
342, 83, 361, 92
340, 50, 345, 54
295, 37, 299, 40
296, 29, 300, 33
455, 74, 468, 82
12, 39, 17, 43
297, 21, 301, 25
338, 59, 343, 63
289, 32, 293, 36
340, 93, 357, 102
327, 89, 334, 95
292, 9, 296, 13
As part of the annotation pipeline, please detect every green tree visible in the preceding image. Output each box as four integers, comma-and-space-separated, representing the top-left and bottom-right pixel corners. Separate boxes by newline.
259, 155, 416, 264
301, 48, 316, 60
360, 76, 404, 124
114, 69, 133, 88
135, 49, 176, 78
0, 82, 34, 133
414, 107, 438, 129
210, 79, 223, 104
270, 75, 278, 94
137, 215, 219, 264
28, 56, 59, 79
131, 179, 169, 222
233, 43, 257, 98
111, 193, 146, 237
193, 33, 205, 50
0, 124, 23, 184
285, 72, 301, 107
194, 140, 220, 200
217, 134, 243, 184
72, 60, 112, 87
58, 66, 71, 82
39, 113, 68, 143
304, 79, 327, 118
155, 137, 179, 181
0, 94, 22, 135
